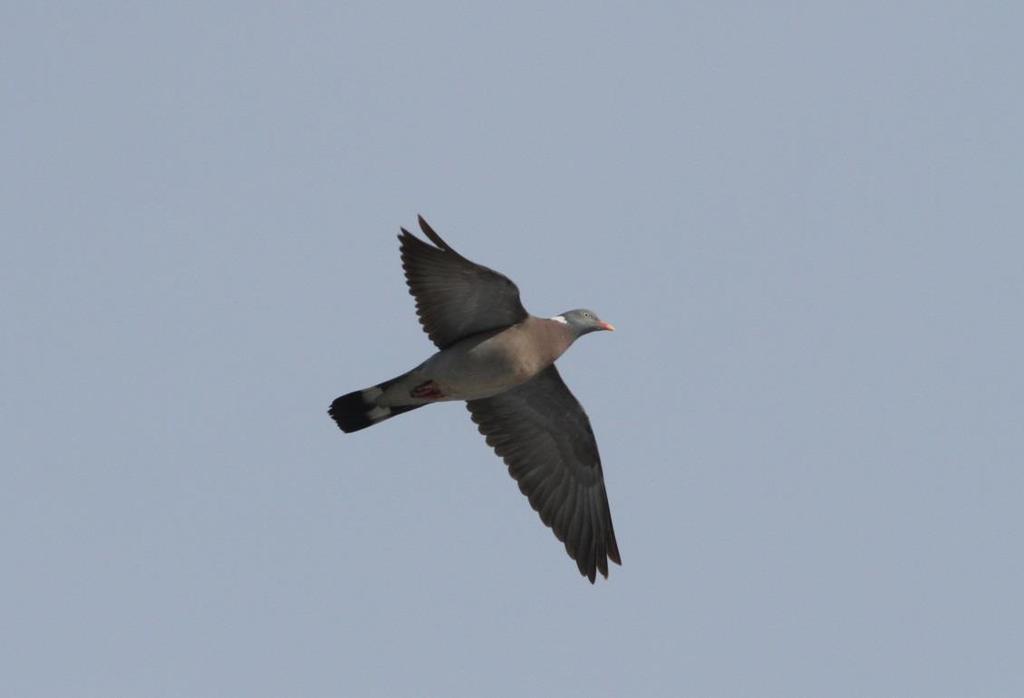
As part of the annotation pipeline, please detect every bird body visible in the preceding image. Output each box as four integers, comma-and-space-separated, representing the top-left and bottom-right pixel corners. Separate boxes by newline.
394, 316, 573, 405
329, 216, 621, 582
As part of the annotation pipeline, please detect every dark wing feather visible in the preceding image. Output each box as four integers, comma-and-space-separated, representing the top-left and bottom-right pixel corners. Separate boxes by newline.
466, 365, 621, 582
399, 216, 528, 349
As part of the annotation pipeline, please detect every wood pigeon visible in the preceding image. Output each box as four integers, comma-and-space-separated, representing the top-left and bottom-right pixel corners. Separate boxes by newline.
329, 216, 621, 583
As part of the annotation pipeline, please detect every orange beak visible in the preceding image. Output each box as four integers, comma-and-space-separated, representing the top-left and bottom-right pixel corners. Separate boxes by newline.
599, 321, 616, 332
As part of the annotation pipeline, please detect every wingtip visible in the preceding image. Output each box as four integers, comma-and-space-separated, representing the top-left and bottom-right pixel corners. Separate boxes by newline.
576, 544, 618, 583
606, 527, 622, 566
416, 215, 452, 251
416, 214, 430, 234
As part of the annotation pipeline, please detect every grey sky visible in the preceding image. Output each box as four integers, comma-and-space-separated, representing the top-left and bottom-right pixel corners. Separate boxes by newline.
3, 2, 1022, 696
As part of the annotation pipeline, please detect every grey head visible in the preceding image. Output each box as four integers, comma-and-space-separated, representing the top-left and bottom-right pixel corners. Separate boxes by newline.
552, 308, 616, 338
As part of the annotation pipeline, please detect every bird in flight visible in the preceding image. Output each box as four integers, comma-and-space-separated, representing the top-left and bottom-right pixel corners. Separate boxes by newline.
329, 216, 621, 582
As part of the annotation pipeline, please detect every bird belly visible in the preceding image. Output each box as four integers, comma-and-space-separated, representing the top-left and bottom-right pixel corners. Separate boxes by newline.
419, 350, 529, 401
382, 330, 544, 404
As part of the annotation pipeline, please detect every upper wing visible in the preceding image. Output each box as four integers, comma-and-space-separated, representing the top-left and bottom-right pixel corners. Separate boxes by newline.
399, 216, 528, 349
466, 365, 621, 582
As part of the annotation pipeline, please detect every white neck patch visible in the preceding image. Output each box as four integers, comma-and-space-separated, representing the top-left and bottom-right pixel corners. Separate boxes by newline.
551, 315, 568, 324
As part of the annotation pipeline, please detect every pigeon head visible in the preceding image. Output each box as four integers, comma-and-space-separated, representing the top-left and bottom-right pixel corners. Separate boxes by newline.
553, 309, 615, 338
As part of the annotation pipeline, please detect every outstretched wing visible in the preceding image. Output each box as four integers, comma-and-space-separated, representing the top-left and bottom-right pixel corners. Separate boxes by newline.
466, 365, 621, 582
399, 216, 528, 349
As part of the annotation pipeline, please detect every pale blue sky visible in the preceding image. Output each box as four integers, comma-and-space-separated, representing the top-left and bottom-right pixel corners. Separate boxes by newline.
3, 2, 1023, 696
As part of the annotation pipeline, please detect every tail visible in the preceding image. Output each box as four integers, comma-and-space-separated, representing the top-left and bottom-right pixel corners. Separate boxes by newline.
328, 380, 423, 433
